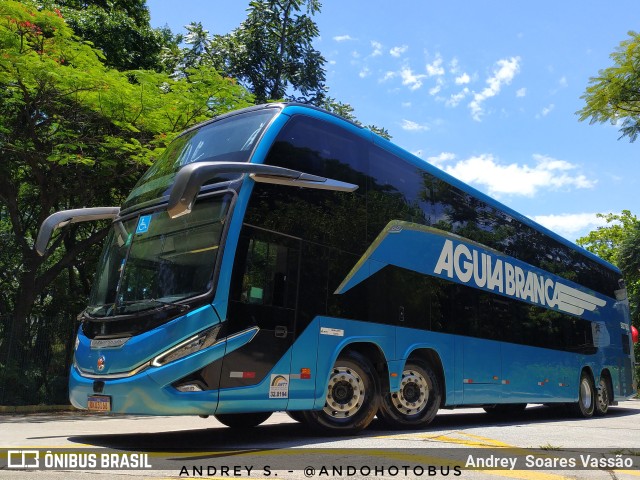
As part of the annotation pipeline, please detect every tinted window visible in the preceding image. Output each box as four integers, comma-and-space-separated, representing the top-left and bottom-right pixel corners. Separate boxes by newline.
369, 145, 619, 298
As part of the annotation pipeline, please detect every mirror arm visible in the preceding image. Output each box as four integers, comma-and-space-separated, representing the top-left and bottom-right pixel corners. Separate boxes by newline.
35, 207, 120, 256
167, 161, 358, 218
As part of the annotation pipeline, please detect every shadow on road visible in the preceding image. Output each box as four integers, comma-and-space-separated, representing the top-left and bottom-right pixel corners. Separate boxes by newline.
63, 404, 639, 451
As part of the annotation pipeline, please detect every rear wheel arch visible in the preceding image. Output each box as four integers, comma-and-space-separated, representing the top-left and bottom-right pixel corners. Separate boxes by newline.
405, 348, 446, 407
337, 341, 390, 390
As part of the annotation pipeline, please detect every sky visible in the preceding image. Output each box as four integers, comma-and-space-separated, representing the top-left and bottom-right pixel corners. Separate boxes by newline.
146, 0, 639, 243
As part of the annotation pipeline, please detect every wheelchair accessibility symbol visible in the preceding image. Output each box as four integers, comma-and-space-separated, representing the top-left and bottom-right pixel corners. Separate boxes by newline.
136, 215, 152, 235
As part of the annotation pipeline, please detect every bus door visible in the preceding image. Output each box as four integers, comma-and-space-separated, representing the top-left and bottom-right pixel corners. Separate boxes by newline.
217, 225, 301, 411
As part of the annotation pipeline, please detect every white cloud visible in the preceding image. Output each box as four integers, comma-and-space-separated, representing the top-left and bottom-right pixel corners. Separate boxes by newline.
536, 103, 555, 118
455, 73, 471, 85
559, 76, 568, 88
401, 101, 412, 108
446, 88, 470, 107
333, 35, 353, 42
390, 45, 408, 57
381, 71, 396, 82
400, 67, 427, 91
429, 78, 445, 96
426, 55, 445, 77
427, 152, 456, 167
449, 58, 460, 74
370, 41, 383, 57
401, 119, 430, 132
429, 152, 595, 197
516, 87, 527, 97
468, 56, 521, 121
530, 213, 609, 241
359, 67, 371, 78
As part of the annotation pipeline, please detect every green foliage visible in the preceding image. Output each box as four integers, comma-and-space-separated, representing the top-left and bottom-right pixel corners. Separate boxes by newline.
578, 31, 640, 142
576, 211, 639, 264
0, 0, 252, 404
43, 0, 178, 71
178, 0, 327, 104
166, 4, 389, 135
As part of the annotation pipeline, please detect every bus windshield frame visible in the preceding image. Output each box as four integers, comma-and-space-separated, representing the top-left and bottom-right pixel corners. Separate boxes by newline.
86, 192, 234, 319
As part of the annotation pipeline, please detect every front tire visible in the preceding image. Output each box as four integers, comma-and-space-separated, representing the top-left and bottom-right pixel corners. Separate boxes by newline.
302, 351, 379, 434
214, 412, 272, 428
569, 371, 595, 418
377, 359, 441, 429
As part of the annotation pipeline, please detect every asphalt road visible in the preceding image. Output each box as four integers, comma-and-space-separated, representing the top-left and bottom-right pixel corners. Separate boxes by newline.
1, 400, 640, 479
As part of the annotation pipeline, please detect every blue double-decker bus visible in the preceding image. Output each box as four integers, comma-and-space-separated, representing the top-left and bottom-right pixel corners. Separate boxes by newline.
37, 103, 637, 433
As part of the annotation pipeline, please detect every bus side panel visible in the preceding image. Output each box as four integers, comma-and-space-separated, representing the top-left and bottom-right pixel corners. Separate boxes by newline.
461, 337, 502, 404
501, 343, 575, 403
215, 347, 292, 413
288, 319, 321, 410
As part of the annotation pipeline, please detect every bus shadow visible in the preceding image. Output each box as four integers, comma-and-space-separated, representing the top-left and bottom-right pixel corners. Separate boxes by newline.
65, 404, 639, 451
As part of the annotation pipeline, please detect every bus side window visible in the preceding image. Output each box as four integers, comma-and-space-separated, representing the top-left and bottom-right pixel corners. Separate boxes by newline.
239, 237, 298, 310
228, 226, 300, 333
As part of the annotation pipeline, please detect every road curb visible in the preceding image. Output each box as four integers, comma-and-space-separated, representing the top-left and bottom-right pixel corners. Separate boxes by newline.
0, 404, 76, 414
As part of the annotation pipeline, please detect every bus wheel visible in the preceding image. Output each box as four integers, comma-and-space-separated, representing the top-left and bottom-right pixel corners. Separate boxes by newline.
302, 351, 379, 434
595, 376, 612, 416
214, 412, 272, 428
570, 371, 595, 418
377, 359, 440, 429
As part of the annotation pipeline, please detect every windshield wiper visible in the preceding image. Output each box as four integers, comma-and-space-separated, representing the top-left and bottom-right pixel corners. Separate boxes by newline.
116, 298, 191, 313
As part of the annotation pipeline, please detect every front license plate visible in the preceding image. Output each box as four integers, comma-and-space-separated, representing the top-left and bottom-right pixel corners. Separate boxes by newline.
87, 395, 111, 412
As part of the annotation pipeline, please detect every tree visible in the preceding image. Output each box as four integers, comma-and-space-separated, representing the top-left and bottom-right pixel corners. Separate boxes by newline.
166, 4, 391, 136
47, 0, 178, 71
0, 0, 252, 404
578, 31, 640, 142
576, 211, 639, 264
208, 0, 326, 104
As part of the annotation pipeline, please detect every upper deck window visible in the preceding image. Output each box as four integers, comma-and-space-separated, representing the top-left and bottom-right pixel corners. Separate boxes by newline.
123, 109, 278, 210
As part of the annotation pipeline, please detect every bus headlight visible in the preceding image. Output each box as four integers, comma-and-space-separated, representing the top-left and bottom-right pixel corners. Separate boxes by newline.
152, 325, 221, 367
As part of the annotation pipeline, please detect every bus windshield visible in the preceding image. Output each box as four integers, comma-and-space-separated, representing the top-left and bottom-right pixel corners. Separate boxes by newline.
123, 109, 278, 210
86, 194, 232, 318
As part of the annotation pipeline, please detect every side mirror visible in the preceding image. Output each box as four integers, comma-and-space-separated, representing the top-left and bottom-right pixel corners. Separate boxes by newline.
35, 207, 120, 256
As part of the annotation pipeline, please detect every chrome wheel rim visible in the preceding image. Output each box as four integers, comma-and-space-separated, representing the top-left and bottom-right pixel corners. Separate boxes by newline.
323, 366, 365, 418
391, 369, 429, 415
580, 377, 593, 410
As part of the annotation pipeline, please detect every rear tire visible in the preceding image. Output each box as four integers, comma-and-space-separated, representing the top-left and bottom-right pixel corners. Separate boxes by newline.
377, 359, 440, 429
569, 371, 595, 418
214, 412, 272, 428
595, 376, 612, 416
302, 351, 379, 435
